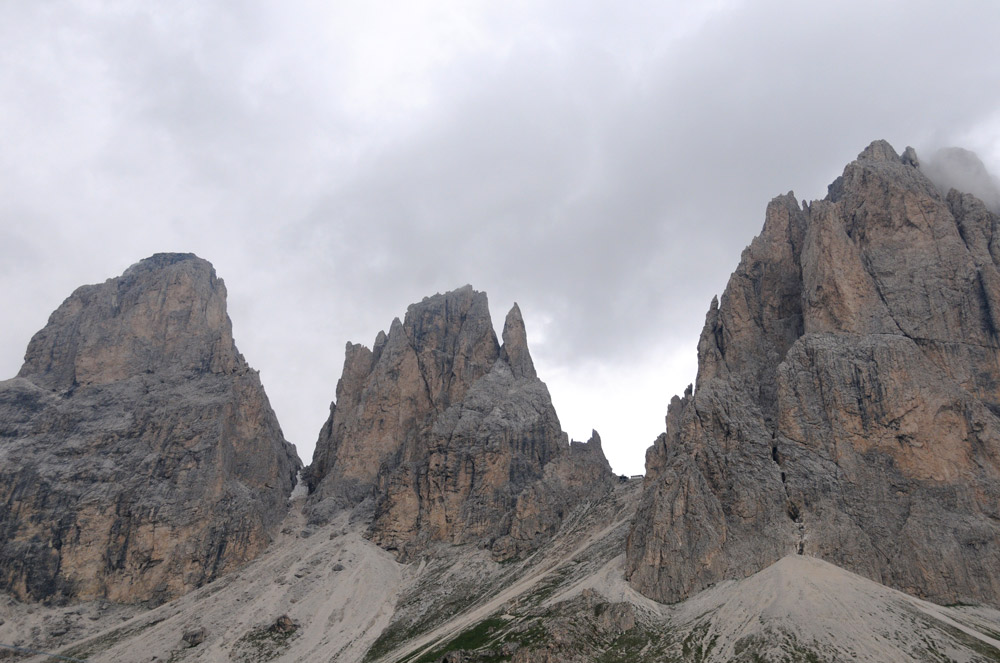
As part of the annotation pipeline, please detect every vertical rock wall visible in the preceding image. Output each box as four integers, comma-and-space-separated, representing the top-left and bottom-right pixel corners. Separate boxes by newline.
0, 254, 301, 604
626, 142, 1000, 606
307, 288, 613, 560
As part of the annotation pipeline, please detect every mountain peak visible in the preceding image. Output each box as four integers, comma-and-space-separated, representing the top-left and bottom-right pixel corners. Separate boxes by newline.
627, 140, 1000, 605
0, 254, 300, 603
857, 138, 901, 163
18, 251, 242, 391
307, 288, 612, 560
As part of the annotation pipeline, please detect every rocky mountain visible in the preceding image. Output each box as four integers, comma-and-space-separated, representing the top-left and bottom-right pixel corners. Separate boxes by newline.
305, 286, 614, 561
626, 141, 1000, 606
5, 142, 1000, 663
0, 253, 301, 604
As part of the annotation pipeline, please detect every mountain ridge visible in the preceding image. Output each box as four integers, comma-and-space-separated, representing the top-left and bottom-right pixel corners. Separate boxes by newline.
3, 142, 1000, 662
305, 284, 615, 562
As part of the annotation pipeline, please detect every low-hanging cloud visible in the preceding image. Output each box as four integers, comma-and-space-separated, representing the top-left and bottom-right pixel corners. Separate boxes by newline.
922, 148, 1000, 214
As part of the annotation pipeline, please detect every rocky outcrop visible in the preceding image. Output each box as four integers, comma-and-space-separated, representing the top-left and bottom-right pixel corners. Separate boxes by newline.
306, 287, 500, 506
306, 287, 613, 560
626, 141, 1000, 606
0, 253, 301, 604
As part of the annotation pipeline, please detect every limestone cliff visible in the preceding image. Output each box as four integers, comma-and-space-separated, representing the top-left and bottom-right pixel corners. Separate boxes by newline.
0, 253, 301, 604
306, 287, 613, 560
626, 141, 1000, 606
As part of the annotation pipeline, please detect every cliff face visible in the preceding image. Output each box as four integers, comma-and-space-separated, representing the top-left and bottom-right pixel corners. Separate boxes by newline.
0, 254, 301, 604
626, 141, 1000, 606
306, 286, 613, 560
306, 286, 500, 505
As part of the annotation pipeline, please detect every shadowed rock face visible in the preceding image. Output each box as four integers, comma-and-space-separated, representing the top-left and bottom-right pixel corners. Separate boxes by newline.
626, 141, 1000, 606
0, 253, 301, 604
306, 287, 613, 560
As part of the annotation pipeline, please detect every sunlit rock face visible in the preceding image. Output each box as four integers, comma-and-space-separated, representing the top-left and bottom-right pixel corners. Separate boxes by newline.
306, 286, 613, 560
0, 253, 301, 604
627, 141, 1000, 606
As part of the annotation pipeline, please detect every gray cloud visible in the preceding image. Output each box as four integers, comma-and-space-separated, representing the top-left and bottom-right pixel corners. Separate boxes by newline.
922, 148, 1000, 214
2, 1, 1000, 474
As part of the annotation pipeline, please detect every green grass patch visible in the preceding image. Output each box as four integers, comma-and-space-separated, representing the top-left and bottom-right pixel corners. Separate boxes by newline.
681, 620, 719, 662
365, 556, 511, 662
593, 626, 671, 662
403, 617, 509, 663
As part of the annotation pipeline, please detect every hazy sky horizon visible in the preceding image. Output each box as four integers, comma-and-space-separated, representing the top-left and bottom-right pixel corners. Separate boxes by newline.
3, 1, 1000, 474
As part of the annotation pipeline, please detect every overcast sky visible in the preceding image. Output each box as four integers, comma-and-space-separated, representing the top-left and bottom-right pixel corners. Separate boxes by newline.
2, 1, 1000, 475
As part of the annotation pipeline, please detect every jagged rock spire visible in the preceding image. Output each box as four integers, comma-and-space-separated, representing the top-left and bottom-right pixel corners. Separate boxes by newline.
307, 286, 614, 560
501, 303, 537, 380
305, 286, 501, 504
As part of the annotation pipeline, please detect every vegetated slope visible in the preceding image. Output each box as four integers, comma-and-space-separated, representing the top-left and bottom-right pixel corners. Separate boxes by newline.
0, 254, 300, 605
627, 141, 1000, 607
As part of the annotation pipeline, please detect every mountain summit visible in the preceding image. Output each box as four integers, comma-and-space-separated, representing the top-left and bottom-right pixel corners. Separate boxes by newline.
305, 285, 614, 560
627, 141, 1000, 606
0, 253, 301, 604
